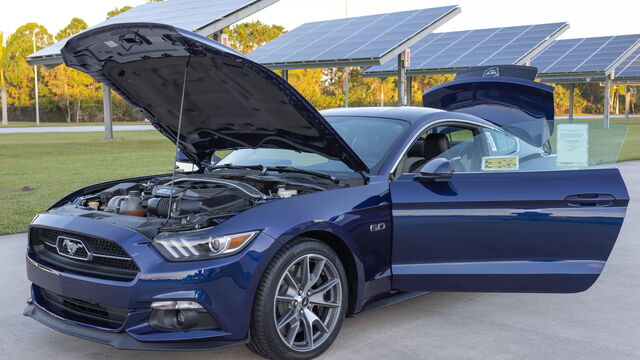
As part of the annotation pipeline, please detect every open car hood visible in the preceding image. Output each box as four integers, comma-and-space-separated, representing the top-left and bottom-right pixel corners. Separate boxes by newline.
61, 23, 368, 173
422, 66, 555, 148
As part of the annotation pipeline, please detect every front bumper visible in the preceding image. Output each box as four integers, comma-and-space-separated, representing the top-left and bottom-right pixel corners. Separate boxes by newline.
23, 301, 247, 351
25, 213, 278, 349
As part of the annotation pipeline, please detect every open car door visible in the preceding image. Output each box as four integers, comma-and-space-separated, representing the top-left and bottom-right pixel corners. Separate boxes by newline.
390, 66, 629, 293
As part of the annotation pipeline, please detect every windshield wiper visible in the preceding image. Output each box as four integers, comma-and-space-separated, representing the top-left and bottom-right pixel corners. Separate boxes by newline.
210, 164, 338, 183
266, 166, 339, 184
209, 164, 267, 173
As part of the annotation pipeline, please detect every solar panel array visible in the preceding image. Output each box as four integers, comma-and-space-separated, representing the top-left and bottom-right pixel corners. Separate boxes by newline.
364, 23, 568, 76
100, 0, 259, 31
532, 34, 640, 75
29, 0, 277, 61
247, 6, 460, 67
614, 47, 640, 80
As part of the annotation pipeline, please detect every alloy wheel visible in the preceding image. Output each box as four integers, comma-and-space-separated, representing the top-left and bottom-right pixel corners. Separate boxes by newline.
273, 254, 342, 352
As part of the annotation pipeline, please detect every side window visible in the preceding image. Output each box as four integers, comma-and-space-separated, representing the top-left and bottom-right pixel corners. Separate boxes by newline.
435, 126, 482, 173
438, 127, 523, 173
394, 123, 524, 177
482, 128, 518, 156
436, 127, 475, 156
396, 119, 628, 177
395, 124, 481, 176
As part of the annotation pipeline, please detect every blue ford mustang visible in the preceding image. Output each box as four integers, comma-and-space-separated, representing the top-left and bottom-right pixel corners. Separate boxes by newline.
24, 23, 629, 360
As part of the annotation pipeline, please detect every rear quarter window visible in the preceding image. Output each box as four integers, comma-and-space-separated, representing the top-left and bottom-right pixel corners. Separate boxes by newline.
483, 128, 518, 156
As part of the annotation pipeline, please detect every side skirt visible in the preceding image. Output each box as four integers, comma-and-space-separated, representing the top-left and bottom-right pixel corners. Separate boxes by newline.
348, 291, 429, 318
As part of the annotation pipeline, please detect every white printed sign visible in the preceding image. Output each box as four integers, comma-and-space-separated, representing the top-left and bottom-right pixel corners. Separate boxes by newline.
557, 124, 589, 167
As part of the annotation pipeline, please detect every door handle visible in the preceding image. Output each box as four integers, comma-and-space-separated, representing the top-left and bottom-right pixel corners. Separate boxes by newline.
565, 193, 615, 207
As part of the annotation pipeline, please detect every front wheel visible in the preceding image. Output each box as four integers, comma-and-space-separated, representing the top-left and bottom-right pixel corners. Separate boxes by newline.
248, 238, 348, 360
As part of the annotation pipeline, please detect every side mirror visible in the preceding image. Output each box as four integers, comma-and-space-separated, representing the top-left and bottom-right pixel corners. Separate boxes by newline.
414, 158, 453, 181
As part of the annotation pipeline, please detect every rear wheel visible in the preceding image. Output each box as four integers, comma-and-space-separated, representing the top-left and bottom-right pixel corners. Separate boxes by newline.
248, 238, 348, 360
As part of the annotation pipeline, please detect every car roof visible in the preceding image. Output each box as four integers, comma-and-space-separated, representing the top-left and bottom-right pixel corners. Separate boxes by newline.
320, 107, 444, 123
320, 106, 496, 128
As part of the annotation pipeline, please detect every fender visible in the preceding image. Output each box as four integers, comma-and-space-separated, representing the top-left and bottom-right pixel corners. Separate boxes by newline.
212, 181, 394, 314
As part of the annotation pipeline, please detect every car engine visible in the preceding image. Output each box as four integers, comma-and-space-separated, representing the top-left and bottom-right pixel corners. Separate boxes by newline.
58, 173, 332, 235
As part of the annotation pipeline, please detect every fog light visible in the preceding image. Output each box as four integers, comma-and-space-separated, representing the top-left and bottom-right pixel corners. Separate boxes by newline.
176, 310, 186, 326
149, 301, 218, 332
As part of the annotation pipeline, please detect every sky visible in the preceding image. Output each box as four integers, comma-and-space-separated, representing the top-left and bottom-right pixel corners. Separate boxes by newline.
2, 0, 640, 41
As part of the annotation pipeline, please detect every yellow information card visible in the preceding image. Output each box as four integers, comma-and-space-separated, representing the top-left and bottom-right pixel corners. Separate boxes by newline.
481, 156, 519, 171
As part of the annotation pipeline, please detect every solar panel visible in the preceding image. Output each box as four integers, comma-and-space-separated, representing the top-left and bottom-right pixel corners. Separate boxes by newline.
28, 0, 278, 64
364, 22, 568, 76
533, 34, 640, 76
99, 0, 259, 31
614, 46, 640, 80
247, 6, 460, 68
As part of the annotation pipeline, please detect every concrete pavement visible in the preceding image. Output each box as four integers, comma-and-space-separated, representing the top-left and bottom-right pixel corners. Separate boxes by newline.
1, 162, 638, 359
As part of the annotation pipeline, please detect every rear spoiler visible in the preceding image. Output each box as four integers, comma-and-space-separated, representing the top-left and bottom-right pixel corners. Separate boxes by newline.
454, 65, 538, 80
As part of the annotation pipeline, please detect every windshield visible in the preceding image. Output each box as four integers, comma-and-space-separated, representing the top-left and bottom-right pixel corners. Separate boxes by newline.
215, 116, 409, 174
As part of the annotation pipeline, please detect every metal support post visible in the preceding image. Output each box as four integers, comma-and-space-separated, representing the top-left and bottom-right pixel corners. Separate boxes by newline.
604, 77, 611, 129
344, 68, 349, 108
625, 86, 631, 122
103, 84, 113, 140
407, 76, 413, 106
397, 53, 406, 106
568, 83, 574, 123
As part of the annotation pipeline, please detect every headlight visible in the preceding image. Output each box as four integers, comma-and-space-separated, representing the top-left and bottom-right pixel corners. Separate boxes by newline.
152, 230, 259, 262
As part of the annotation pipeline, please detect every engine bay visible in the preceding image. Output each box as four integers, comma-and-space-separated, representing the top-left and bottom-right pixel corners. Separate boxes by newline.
59, 172, 339, 235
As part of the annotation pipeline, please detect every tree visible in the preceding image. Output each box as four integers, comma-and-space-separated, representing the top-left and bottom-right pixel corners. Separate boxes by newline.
553, 84, 588, 115
223, 21, 285, 54
42, 18, 93, 122
56, 17, 87, 41
289, 69, 342, 109
0, 32, 9, 125
4, 23, 52, 109
107, 6, 133, 18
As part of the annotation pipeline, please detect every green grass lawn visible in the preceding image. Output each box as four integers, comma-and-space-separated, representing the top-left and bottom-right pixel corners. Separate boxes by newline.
615, 118, 640, 162
553, 118, 640, 162
0, 131, 175, 235
0, 117, 639, 236
1, 121, 147, 127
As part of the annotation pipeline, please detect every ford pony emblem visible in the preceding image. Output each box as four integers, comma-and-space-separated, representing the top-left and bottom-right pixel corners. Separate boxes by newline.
56, 236, 92, 261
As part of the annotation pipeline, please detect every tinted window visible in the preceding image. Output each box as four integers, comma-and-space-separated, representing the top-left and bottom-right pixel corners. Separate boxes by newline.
483, 128, 518, 156
435, 127, 521, 172
397, 125, 480, 175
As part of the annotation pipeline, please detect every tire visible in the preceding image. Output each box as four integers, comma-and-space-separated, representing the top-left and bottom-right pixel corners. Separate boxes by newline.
248, 237, 348, 360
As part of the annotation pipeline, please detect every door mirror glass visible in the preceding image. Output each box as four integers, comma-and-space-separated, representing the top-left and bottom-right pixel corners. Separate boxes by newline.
415, 158, 453, 181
